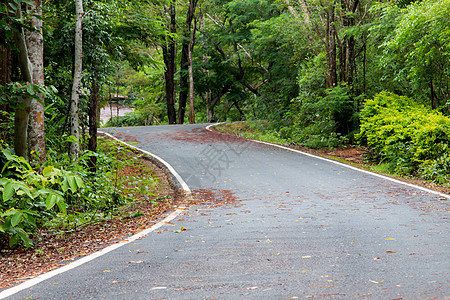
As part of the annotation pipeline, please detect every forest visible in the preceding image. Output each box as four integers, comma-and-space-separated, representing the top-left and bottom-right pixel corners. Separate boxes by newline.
0, 0, 450, 248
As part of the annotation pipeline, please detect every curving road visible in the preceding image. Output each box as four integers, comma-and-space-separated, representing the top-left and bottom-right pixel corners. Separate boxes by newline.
2, 124, 449, 299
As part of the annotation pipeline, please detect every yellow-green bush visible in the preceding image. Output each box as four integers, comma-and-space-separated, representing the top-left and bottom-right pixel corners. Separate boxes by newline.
357, 91, 450, 183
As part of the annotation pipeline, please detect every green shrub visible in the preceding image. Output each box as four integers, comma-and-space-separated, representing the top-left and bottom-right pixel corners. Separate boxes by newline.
0, 150, 84, 247
357, 91, 450, 182
0, 137, 158, 248
283, 86, 357, 148
104, 113, 145, 127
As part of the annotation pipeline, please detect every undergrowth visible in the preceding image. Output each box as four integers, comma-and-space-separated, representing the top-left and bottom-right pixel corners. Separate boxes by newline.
357, 91, 450, 184
0, 137, 157, 249
217, 121, 289, 144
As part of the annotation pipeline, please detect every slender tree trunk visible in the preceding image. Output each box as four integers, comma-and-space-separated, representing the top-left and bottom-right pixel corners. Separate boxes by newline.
325, 5, 337, 88
0, 48, 11, 86
347, 36, 355, 87
1, 0, 11, 86
232, 100, 244, 120
13, 4, 33, 159
163, 4, 177, 124
207, 83, 232, 122
0, 43, 11, 126
338, 0, 359, 88
0, 43, 12, 127
88, 45, 99, 173
109, 88, 113, 125
188, 18, 196, 124
88, 76, 99, 172
178, 0, 197, 124
178, 44, 188, 124
26, 0, 46, 164
206, 92, 215, 122
208, 96, 219, 122
349, 0, 360, 88
0, 9, 12, 123
116, 79, 119, 126
430, 79, 438, 109
339, 0, 348, 83
199, 15, 214, 123
363, 41, 366, 94
69, 0, 84, 160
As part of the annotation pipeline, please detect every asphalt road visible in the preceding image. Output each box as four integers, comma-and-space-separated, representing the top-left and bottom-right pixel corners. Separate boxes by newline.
2, 124, 449, 299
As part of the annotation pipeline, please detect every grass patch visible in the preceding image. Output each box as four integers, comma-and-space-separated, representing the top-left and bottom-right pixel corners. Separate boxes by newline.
216, 121, 290, 144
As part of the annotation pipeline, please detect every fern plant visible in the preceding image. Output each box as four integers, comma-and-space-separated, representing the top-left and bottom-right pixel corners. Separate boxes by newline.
0, 149, 84, 248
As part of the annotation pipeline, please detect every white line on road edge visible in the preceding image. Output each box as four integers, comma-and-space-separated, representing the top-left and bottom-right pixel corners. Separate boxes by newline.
206, 123, 450, 200
99, 131, 191, 193
0, 131, 191, 299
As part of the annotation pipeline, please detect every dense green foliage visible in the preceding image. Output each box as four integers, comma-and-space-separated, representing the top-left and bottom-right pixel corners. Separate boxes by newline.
380, 0, 450, 109
0, 150, 84, 247
0, 0, 166, 248
357, 92, 450, 183
0, 138, 157, 248
280, 86, 361, 149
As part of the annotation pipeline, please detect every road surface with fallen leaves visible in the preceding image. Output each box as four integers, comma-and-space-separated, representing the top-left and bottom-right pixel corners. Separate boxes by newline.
3, 124, 449, 299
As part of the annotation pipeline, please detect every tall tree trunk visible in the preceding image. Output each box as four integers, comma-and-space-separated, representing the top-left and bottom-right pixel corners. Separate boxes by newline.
430, 79, 438, 109
26, 0, 46, 164
177, 44, 188, 124
1, 0, 11, 86
207, 82, 232, 122
0, 48, 11, 86
347, 36, 355, 87
88, 75, 99, 172
69, 0, 83, 160
0, 5, 12, 124
163, 4, 176, 124
349, 0, 360, 88
206, 91, 215, 122
13, 4, 33, 159
188, 18, 196, 124
362, 38, 366, 95
116, 79, 119, 126
232, 100, 244, 120
325, 5, 337, 88
178, 0, 197, 124
339, 0, 359, 88
108, 88, 113, 126
199, 14, 214, 123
